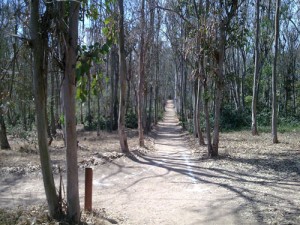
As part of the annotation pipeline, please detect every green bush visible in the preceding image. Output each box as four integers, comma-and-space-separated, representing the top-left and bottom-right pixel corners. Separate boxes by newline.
220, 106, 251, 131
257, 108, 271, 126
125, 111, 138, 128
84, 116, 110, 131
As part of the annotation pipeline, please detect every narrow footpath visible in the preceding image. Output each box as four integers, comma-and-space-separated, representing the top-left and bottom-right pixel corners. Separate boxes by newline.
94, 100, 258, 225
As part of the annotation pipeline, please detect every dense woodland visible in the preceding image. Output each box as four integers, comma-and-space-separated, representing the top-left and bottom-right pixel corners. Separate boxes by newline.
1, 0, 300, 223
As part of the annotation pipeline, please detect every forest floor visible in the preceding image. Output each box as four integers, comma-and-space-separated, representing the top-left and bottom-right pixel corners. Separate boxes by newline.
1, 100, 300, 225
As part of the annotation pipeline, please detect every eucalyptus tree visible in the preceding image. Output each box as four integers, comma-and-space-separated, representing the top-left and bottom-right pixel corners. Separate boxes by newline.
202, 0, 239, 156
118, 0, 129, 152
271, 0, 280, 143
0, 110, 10, 149
59, 1, 81, 222
138, 0, 146, 147
163, 0, 245, 157
29, 0, 60, 219
0, 2, 12, 150
252, 0, 261, 135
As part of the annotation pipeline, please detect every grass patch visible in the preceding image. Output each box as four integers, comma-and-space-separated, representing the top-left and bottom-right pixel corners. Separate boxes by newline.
258, 124, 300, 133
0, 205, 114, 225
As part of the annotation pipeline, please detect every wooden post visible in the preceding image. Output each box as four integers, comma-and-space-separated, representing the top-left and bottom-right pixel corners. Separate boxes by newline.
84, 168, 93, 212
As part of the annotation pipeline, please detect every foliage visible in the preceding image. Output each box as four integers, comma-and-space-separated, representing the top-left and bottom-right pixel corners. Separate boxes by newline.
0, 206, 54, 225
257, 108, 271, 127
0, 205, 112, 225
84, 115, 111, 131
220, 106, 251, 131
125, 110, 138, 129
76, 42, 112, 103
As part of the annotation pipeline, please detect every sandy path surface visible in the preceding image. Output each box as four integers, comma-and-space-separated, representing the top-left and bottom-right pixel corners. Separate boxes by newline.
92, 100, 258, 225
1, 100, 260, 224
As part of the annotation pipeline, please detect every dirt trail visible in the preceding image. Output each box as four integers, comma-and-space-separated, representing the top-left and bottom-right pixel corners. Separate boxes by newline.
93, 100, 258, 225
0, 100, 260, 224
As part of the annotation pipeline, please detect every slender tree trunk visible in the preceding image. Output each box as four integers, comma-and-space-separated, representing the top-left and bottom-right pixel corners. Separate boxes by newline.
196, 79, 205, 145
154, 11, 161, 125
30, 0, 60, 219
43, 45, 52, 145
126, 52, 132, 114
0, 113, 10, 149
252, 0, 260, 136
61, 2, 80, 223
110, 47, 115, 131
97, 92, 101, 136
146, 0, 155, 132
292, 61, 296, 114
212, 22, 226, 157
148, 86, 153, 131
203, 83, 212, 154
241, 48, 246, 110
22, 103, 27, 131
193, 80, 198, 138
201, 56, 213, 154
80, 103, 84, 124
180, 57, 185, 128
50, 68, 56, 135
118, 0, 129, 153
55, 71, 60, 127
138, 0, 146, 147
272, 0, 280, 143
183, 63, 188, 124
113, 52, 119, 130
87, 69, 92, 128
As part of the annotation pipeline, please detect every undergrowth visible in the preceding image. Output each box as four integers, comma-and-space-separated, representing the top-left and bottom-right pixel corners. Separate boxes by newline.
0, 205, 111, 225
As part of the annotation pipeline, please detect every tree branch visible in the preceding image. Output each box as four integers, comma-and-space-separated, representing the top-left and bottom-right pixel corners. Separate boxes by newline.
155, 4, 195, 29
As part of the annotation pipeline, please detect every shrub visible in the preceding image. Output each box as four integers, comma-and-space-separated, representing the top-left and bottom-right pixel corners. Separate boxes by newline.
220, 106, 251, 131
84, 116, 110, 131
126, 111, 138, 128
257, 108, 271, 126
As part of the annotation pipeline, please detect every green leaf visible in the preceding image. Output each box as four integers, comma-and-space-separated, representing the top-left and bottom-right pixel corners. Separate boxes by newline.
102, 27, 109, 36
76, 88, 87, 102
100, 43, 110, 54
104, 17, 111, 25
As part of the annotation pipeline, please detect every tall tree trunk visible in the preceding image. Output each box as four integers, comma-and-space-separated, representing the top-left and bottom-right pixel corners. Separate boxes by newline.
196, 79, 205, 145
203, 82, 213, 154
138, 0, 146, 147
80, 103, 84, 124
292, 59, 296, 114
154, 10, 161, 125
146, 0, 155, 133
61, 2, 80, 223
22, 103, 27, 131
272, 0, 280, 143
252, 0, 260, 135
148, 86, 153, 131
180, 57, 185, 128
97, 91, 101, 136
241, 48, 246, 110
55, 71, 61, 127
212, 22, 226, 157
30, 0, 60, 219
193, 80, 198, 138
113, 51, 119, 130
87, 69, 92, 128
50, 68, 56, 135
201, 55, 213, 154
126, 52, 132, 114
118, 0, 129, 153
110, 47, 116, 131
0, 113, 10, 149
